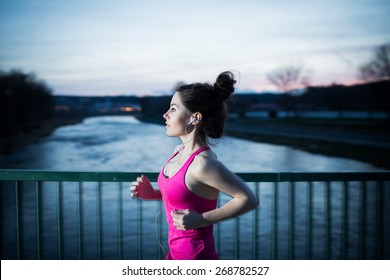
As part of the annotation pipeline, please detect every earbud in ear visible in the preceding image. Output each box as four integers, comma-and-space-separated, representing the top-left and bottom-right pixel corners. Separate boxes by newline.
184, 116, 198, 133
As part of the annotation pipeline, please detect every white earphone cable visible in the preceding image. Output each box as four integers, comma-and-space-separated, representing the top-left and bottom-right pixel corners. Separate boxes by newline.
155, 208, 166, 256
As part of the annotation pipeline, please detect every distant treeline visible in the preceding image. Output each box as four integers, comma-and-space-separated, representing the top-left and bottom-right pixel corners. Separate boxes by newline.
0, 70, 53, 136
51, 80, 390, 123
2, 69, 389, 138
140, 81, 390, 121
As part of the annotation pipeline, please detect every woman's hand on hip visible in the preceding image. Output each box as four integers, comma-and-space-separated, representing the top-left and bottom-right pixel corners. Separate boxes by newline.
171, 209, 212, 230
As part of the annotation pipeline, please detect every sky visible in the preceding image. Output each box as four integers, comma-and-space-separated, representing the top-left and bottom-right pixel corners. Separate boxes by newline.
0, 0, 389, 96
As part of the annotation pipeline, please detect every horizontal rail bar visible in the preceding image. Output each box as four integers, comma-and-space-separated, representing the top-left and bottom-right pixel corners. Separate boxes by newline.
290, 172, 390, 182
1, 170, 390, 182
0, 170, 152, 182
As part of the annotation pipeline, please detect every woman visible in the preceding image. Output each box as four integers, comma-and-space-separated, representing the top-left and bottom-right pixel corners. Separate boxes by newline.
130, 71, 259, 260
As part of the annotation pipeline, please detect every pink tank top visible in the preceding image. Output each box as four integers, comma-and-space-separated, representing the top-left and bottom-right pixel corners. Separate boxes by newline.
157, 146, 219, 260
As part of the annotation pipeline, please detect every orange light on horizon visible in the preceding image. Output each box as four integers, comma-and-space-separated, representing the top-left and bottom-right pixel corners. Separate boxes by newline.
120, 106, 142, 112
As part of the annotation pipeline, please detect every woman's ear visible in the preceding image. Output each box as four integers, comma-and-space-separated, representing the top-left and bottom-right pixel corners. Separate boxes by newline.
191, 112, 202, 124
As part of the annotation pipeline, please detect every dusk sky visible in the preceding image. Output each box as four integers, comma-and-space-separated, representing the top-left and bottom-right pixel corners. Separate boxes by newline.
1, 0, 389, 96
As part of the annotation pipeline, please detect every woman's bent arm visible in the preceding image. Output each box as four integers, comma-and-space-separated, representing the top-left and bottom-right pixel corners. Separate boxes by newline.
200, 161, 259, 223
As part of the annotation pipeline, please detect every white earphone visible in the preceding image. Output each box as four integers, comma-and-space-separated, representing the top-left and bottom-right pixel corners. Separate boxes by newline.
184, 117, 197, 134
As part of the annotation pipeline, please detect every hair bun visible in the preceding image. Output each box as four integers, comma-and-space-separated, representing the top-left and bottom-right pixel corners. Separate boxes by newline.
213, 71, 236, 100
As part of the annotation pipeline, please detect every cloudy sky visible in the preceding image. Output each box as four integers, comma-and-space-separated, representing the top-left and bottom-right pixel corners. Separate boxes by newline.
0, 0, 389, 96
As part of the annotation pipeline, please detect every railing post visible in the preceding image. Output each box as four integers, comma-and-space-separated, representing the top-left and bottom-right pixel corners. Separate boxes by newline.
35, 181, 41, 260
15, 181, 21, 260
97, 182, 103, 260
325, 181, 332, 259
57, 181, 63, 260
272, 182, 278, 260
288, 181, 295, 260
77, 182, 84, 260
156, 201, 164, 260
233, 216, 240, 259
215, 199, 221, 257
117, 182, 123, 260
137, 199, 143, 260
376, 181, 384, 259
306, 181, 313, 260
341, 181, 348, 259
252, 183, 260, 260
359, 181, 367, 259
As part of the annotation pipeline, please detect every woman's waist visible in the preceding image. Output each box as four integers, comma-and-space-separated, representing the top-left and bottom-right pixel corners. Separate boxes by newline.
168, 224, 214, 239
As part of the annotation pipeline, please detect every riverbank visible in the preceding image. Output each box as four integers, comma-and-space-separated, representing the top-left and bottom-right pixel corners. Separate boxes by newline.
0, 117, 84, 155
138, 116, 390, 170
225, 118, 390, 170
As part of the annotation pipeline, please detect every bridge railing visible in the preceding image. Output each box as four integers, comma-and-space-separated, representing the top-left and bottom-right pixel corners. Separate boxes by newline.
1, 170, 389, 260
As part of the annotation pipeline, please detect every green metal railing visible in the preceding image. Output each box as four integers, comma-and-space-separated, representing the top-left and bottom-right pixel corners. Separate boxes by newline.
1, 170, 389, 260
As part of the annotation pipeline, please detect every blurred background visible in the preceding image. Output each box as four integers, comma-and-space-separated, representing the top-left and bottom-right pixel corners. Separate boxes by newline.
1, 0, 390, 261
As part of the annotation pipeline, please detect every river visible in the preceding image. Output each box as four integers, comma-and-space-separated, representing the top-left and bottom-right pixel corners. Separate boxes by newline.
0, 116, 384, 260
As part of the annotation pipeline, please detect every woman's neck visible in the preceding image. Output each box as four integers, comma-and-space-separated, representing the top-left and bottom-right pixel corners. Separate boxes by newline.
179, 135, 206, 155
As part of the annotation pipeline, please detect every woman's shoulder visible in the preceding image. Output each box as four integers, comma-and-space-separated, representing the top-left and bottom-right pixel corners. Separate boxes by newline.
192, 148, 221, 175
189, 148, 236, 186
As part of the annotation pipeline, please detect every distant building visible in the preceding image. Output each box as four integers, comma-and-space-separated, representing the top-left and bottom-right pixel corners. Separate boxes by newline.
248, 103, 282, 118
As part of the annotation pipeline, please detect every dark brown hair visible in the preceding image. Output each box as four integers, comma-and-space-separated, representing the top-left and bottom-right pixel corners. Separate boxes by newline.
176, 71, 236, 141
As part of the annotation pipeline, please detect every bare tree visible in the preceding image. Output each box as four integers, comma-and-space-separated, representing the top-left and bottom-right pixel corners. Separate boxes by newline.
267, 62, 310, 93
358, 43, 390, 82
